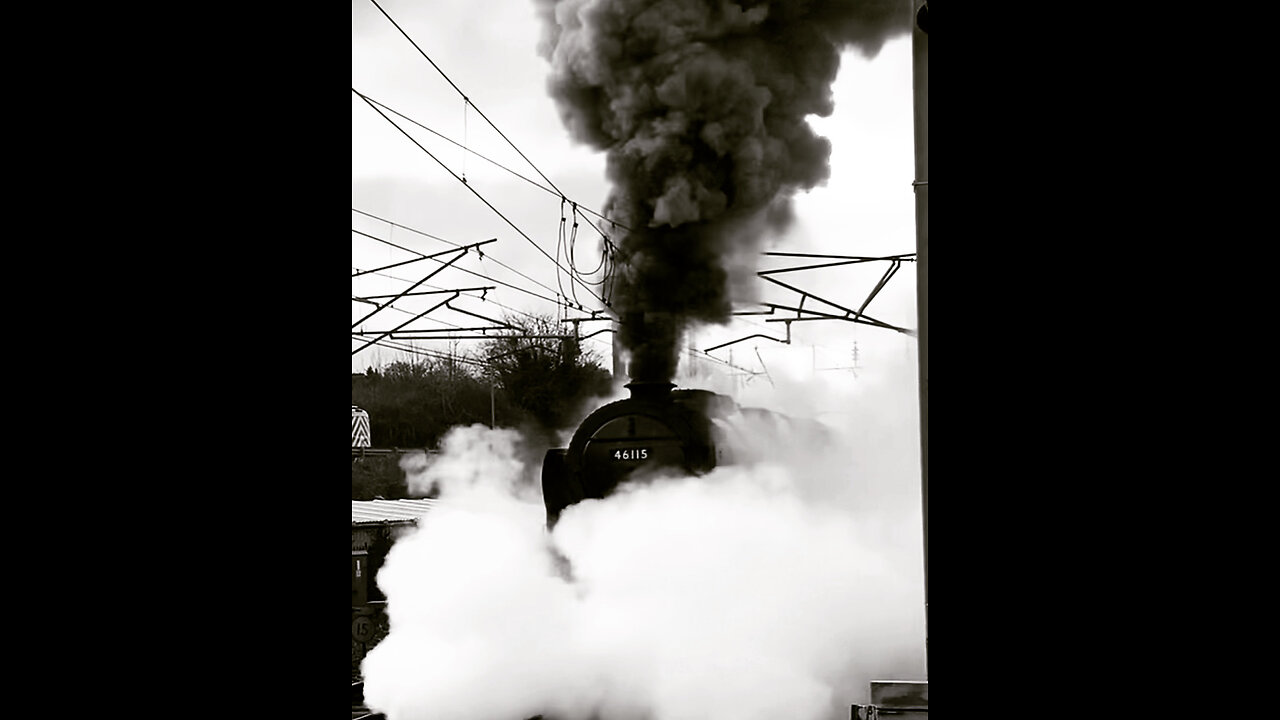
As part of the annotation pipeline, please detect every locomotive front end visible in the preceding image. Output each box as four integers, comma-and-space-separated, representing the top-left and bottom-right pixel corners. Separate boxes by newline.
542, 380, 729, 527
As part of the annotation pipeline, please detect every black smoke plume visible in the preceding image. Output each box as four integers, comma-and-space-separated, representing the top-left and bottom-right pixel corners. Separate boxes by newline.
535, 0, 911, 381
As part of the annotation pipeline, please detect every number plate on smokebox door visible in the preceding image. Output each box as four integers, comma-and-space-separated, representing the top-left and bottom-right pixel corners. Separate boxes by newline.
611, 448, 649, 461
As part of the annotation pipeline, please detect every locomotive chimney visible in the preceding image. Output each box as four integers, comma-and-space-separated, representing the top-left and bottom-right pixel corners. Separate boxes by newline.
625, 380, 676, 401
620, 310, 680, 385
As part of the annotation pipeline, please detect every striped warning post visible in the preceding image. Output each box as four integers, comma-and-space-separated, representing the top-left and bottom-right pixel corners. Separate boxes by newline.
352, 405, 371, 448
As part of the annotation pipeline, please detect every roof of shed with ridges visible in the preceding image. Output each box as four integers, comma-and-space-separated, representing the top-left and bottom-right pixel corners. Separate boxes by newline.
352, 498, 436, 525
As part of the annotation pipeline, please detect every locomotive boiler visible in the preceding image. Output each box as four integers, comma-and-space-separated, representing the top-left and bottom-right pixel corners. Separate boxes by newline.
541, 379, 827, 527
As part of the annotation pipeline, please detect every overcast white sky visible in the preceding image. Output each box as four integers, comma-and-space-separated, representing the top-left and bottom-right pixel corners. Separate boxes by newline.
352, 0, 920, 406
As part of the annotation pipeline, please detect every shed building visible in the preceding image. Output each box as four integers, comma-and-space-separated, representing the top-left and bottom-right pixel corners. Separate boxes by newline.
351, 498, 435, 681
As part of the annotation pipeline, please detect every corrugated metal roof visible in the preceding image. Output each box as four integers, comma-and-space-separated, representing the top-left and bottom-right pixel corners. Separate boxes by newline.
352, 498, 437, 525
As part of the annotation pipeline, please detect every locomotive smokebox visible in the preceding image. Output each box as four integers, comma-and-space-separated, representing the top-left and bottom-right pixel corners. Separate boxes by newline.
625, 380, 676, 402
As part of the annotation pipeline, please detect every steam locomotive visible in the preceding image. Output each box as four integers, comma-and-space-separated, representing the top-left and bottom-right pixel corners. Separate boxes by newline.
541, 379, 827, 527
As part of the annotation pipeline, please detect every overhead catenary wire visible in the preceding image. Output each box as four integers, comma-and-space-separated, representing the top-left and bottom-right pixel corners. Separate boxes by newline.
692, 249, 917, 369
352, 240, 495, 331
352, 225, 563, 303
354, 210, 565, 298
351, 237, 619, 366
374, 206, 608, 314
352, 93, 621, 308
729, 307, 862, 361
557, 199, 610, 310
353, 208, 459, 247
758, 274, 914, 335
358, 0, 619, 311
366, 0, 568, 202
353, 335, 494, 369
561, 198, 611, 281
350, 260, 594, 333
352, 224, 613, 357
353, 88, 611, 312
353, 294, 615, 361
355, 0, 614, 304
352, 98, 628, 236
350, 237, 608, 355
351, 237, 496, 279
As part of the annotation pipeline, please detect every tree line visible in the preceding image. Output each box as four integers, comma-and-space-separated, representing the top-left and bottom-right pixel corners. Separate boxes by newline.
352, 313, 614, 500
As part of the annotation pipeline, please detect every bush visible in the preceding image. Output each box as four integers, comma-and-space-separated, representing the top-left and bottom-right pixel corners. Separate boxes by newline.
351, 454, 410, 500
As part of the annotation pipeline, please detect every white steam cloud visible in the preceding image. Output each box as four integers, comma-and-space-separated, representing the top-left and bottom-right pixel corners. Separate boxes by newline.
363, 355, 925, 720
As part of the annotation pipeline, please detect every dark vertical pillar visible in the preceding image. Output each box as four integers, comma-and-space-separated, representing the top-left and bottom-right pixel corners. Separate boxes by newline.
912, 0, 928, 673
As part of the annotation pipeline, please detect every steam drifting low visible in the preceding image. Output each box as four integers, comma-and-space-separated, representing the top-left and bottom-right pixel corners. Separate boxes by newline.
361, 361, 925, 720
533, 0, 912, 380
